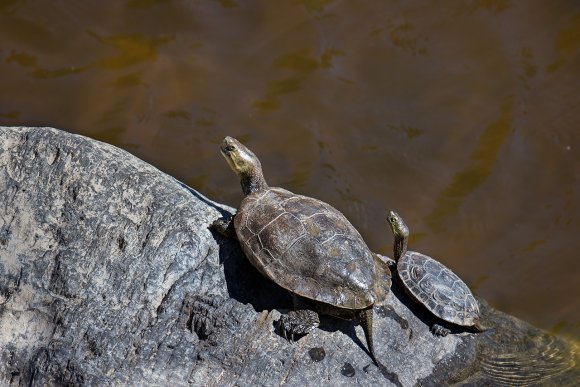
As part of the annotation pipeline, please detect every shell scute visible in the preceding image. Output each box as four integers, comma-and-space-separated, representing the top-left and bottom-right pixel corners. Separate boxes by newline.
398, 251, 479, 326
235, 187, 376, 309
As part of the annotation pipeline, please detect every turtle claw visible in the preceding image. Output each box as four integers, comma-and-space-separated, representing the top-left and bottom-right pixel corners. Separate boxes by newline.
431, 324, 450, 337
210, 215, 236, 238
278, 310, 320, 341
279, 324, 294, 342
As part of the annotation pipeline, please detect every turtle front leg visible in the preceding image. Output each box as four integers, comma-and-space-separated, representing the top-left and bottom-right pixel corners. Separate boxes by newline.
211, 214, 236, 239
431, 323, 450, 337
278, 310, 320, 341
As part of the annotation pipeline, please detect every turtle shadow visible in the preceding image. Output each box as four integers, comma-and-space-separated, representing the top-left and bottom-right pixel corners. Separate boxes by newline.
318, 316, 374, 362
210, 227, 292, 312
270, 314, 373, 364
213, 228, 375, 360
177, 181, 232, 219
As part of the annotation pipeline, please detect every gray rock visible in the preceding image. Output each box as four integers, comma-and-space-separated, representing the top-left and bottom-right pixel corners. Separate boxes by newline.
0, 126, 577, 386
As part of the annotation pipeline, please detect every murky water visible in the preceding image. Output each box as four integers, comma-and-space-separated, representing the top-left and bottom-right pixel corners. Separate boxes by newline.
0, 1, 578, 341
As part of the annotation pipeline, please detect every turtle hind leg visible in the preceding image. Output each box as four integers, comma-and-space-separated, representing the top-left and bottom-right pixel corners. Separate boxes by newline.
356, 307, 382, 367
211, 214, 236, 239
278, 310, 320, 341
430, 323, 450, 337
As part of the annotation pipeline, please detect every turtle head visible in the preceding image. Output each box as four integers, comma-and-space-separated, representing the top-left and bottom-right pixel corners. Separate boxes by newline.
220, 136, 268, 195
387, 210, 409, 262
220, 136, 260, 177
387, 211, 409, 239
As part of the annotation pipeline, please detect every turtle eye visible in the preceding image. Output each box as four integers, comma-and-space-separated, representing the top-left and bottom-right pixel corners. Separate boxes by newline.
225, 145, 235, 152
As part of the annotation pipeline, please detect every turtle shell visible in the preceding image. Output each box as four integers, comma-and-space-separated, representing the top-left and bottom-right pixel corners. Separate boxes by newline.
397, 251, 479, 327
234, 187, 377, 310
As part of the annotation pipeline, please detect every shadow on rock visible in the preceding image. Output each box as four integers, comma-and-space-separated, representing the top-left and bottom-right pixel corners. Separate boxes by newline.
209, 226, 292, 313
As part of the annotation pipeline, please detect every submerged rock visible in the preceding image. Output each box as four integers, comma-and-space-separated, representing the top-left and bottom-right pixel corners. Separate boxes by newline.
0, 126, 577, 386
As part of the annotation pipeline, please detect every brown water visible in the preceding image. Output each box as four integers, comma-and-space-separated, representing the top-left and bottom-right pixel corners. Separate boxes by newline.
0, 0, 578, 341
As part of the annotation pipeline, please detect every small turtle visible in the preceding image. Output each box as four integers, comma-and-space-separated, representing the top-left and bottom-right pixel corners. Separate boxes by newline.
386, 211, 484, 336
212, 136, 392, 365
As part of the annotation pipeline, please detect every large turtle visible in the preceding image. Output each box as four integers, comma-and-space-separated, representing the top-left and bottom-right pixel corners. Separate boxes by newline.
386, 210, 485, 336
212, 136, 392, 365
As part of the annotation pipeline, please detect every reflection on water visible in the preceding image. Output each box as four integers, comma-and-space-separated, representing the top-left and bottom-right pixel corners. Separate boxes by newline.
0, 0, 578, 346
426, 95, 514, 232
3, 30, 174, 79
255, 49, 328, 112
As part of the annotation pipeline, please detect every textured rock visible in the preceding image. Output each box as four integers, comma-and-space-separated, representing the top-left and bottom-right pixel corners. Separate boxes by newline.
0, 126, 577, 386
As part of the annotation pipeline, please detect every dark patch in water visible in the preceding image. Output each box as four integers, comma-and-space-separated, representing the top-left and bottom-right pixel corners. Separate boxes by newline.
340, 362, 355, 377
308, 347, 326, 362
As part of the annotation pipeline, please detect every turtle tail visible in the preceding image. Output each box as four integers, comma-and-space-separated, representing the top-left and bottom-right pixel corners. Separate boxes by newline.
472, 320, 493, 334
357, 307, 380, 367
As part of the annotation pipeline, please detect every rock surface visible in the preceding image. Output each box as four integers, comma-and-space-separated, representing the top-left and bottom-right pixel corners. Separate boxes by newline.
0, 126, 577, 386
